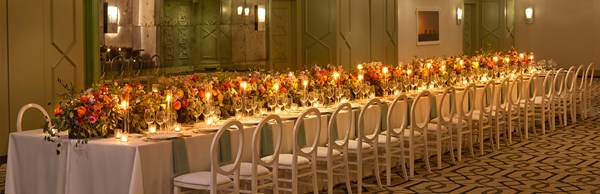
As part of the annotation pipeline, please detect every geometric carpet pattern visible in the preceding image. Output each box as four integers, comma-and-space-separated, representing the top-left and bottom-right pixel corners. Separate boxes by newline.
329, 79, 600, 193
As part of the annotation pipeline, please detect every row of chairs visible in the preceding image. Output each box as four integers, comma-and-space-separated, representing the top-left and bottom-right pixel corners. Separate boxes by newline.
100, 55, 161, 84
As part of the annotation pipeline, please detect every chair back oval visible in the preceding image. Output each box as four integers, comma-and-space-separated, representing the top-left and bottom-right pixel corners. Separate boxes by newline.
253, 115, 283, 167
524, 73, 539, 103
479, 80, 495, 116
110, 56, 125, 83
459, 83, 476, 119
211, 120, 245, 175
132, 56, 143, 79
294, 108, 321, 156
542, 70, 554, 99
16, 103, 52, 132
495, 77, 510, 111
150, 55, 161, 77
508, 74, 523, 107
553, 68, 566, 97
571, 65, 584, 92
329, 103, 353, 149
437, 87, 456, 125
411, 90, 432, 130
586, 63, 595, 88
357, 98, 382, 143
386, 94, 409, 137
564, 66, 576, 92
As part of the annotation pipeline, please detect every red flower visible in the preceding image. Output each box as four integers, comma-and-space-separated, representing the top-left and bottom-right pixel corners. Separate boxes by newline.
89, 113, 98, 124
174, 101, 182, 111
80, 95, 89, 104
53, 106, 62, 115
77, 106, 87, 117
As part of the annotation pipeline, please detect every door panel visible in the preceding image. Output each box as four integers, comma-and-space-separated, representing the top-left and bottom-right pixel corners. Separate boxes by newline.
271, 0, 296, 70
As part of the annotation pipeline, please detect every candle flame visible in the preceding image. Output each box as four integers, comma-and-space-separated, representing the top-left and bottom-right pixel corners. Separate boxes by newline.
426, 63, 432, 69
240, 81, 247, 90
357, 64, 363, 70
493, 56, 499, 62
333, 72, 340, 79
407, 69, 413, 75
303, 80, 308, 87
382, 67, 389, 74
519, 53, 525, 59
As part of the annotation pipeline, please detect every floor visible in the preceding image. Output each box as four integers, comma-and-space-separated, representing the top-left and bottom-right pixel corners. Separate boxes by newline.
1, 80, 599, 194
330, 79, 600, 193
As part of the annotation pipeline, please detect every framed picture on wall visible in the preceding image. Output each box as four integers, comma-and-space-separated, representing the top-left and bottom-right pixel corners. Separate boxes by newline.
416, 8, 440, 46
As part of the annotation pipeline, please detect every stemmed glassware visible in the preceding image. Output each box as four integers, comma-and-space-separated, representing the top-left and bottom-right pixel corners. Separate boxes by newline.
144, 109, 155, 132
191, 102, 203, 127
251, 97, 259, 117
244, 97, 254, 118
203, 104, 213, 125
156, 110, 166, 132
233, 97, 243, 118
276, 96, 285, 113
267, 95, 277, 113
308, 91, 318, 107
300, 93, 308, 109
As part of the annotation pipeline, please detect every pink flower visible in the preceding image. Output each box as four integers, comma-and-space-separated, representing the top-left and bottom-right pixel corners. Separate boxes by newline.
89, 113, 98, 124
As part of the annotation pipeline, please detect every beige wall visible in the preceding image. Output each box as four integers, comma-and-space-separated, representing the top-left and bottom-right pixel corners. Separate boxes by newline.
398, 0, 464, 63
1, 0, 9, 156
515, 0, 600, 68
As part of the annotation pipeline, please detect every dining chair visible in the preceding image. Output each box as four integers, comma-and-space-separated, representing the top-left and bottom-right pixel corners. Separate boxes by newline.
492, 77, 510, 149
519, 72, 538, 139
574, 63, 592, 120
380, 95, 409, 184
507, 74, 524, 144
552, 68, 567, 127
16, 103, 52, 132
472, 80, 495, 155
272, 108, 321, 194
347, 99, 383, 193
563, 66, 581, 124
228, 115, 282, 194
315, 103, 353, 194
533, 70, 555, 135
428, 87, 457, 166
173, 120, 245, 194
407, 90, 432, 177
584, 63, 595, 119
453, 83, 476, 161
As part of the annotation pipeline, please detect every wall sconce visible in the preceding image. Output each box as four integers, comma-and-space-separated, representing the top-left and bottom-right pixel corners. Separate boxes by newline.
237, 6, 243, 16
255, 5, 266, 31
456, 7, 463, 25
525, 7, 534, 24
244, 7, 250, 16
104, 3, 118, 33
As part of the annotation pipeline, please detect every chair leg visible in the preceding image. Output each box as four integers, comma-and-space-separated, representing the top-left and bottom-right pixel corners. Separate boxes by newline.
385, 146, 392, 186
468, 126, 475, 158
312, 162, 318, 194
174, 186, 181, 194
327, 160, 334, 194
344, 153, 352, 194
409, 148, 415, 178
423, 145, 431, 173
457, 128, 463, 162
357, 152, 363, 194
373, 150, 382, 188
437, 138, 442, 169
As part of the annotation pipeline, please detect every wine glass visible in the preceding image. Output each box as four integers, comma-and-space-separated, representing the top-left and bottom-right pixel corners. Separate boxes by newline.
284, 97, 292, 112
280, 96, 289, 112
267, 95, 277, 113
352, 83, 360, 100
213, 105, 221, 122
244, 97, 254, 118
203, 104, 213, 125
233, 97, 243, 117
192, 102, 203, 126
155, 110, 166, 132
144, 109, 155, 132
251, 97, 259, 116
168, 112, 178, 131
300, 93, 308, 109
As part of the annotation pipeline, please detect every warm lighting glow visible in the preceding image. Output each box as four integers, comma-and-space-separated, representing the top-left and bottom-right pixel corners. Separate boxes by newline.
120, 134, 128, 143
519, 53, 525, 59
456, 7, 463, 24
440, 65, 446, 71
493, 56, 499, 62
273, 83, 280, 92
529, 53, 534, 60
174, 124, 181, 132
240, 81, 247, 91
333, 72, 340, 80
148, 124, 156, 133
120, 100, 128, 111
504, 57, 510, 63
205, 92, 211, 100
426, 63, 432, 69
382, 67, 389, 75
357, 74, 364, 80
237, 6, 243, 15
244, 7, 250, 16
407, 69, 413, 76
107, 5, 118, 24
303, 80, 308, 88
525, 7, 534, 23
459, 60, 464, 66
255, 5, 266, 31
357, 64, 363, 70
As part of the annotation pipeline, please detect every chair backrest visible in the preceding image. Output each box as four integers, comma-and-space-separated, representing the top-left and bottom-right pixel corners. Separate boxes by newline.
411, 90, 432, 137
524, 73, 539, 104
386, 95, 409, 138
329, 103, 353, 150
16, 103, 52, 132
459, 83, 476, 120
541, 70, 554, 100
211, 120, 245, 177
437, 87, 456, 124
571, 65, 584, 92
294, 108, 321, 157
111, 56, 125, 83
479, 80, 495, 116
508, 74, 523, 108
564, 66, 576, 92
357, 99, 382, 144
150, 54, 161, 77
495, 77, 510, 111
253, 115, 283, 168
586, 63, 595, 88
553, 68, 566, 97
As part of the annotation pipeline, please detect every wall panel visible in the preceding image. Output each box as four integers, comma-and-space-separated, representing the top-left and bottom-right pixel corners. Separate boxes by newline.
1, 0, 9, 156
303, 0, 336, 66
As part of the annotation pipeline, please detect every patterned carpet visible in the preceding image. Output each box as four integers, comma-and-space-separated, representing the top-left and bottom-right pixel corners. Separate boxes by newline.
329, 79, 600, 193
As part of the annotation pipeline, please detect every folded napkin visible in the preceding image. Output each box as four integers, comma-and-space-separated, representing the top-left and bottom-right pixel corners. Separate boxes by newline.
172, 138, 190, 175
260, 124, 274, 157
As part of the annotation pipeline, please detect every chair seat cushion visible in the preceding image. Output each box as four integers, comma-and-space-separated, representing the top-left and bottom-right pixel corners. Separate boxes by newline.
409, 123, 448, 134
223, 162, 270, 177
174, 171, 232, 186
473, 109, 500, 117
471, 113, 489, 122
431, 117, 468, 125
262, 154, 310, 166
382, 128, 423, 138
365, 134, 399, 144
340, 140, 372, 150
302, 146, 342, 158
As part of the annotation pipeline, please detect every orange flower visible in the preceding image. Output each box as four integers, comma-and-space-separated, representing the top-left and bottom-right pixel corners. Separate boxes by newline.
80, 95, 89, 104
77, 106, 87, 117
173, 101, 182, 111
53, 106, 62, 115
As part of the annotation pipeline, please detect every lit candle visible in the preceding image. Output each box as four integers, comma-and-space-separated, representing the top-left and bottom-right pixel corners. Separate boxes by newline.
504, 57, 510, 64
174, 123, 181, 132
407, 69, 413, 76
205, 92, 211, 101
519, 53, 525, 59
274, 83, 279, 92
107, 48, 111, 52
357, 64, 364, 70
240, 81, 247, 95
115, 130, 122, 138
333, 72, 340, 81
358, 74, 364, 81
493, 56, 499, 63
148, 124, 156, 133
152, 84, 159, 93
529, 53, 534, 61
303, 80, 308, 89
382, 67, 389, 75
459, 60, 464, 67
120, 133, 128, 143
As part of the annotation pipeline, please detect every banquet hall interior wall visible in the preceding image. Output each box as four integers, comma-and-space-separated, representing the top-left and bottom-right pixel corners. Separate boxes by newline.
0, 0, 599, 157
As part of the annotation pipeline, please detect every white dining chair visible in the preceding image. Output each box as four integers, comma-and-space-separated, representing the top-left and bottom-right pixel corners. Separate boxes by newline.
533, 70, 555, 135
584, 63, 595, 119
472, 80, 495, 155
563, 66, 581, 124
347, 99, 383, 193
507, 74, 524, 144
16, 103, 52, 132
453, 84, 476, 161
519, 72, 538, 139
428, 87, 457, 166
492, 77, 510, 149
552, 68, 567, 127
173, 120, 245, 194
574, 63, 592, 120
273, 108, 321, 194
407, 90, 432, 177
228, 115, 283, 194
381, 94, 409, 183
315, 103, 353, 194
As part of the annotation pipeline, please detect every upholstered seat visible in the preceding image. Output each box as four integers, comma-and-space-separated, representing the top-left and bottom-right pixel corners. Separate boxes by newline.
382, 128, 423, 138
431, 117, 468, 125
366, 134, 399, 144
341, 140, 373, 150
174, 172, 232, 187
223, 163, 270, 177
262, 154, 310, 166
303, 147, 341, 158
